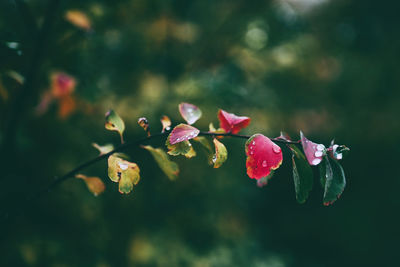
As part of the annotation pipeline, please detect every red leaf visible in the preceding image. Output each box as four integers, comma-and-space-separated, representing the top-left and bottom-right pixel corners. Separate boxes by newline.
179, 103, 202, 125
300, 131, 325, 166
169, 123, 200, 145
218, 109, 250, 134
245, 134, 283, 180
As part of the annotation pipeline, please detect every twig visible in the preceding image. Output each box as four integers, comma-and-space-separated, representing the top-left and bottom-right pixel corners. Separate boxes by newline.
0, 130, 299, 224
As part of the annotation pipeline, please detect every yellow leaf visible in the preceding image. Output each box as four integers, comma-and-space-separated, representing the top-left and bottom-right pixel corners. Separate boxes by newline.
107, 155, 140, 194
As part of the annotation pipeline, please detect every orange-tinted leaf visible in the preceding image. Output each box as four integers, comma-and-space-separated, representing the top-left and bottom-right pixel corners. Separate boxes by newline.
65, 10, 92, 31
218, 109, 250, 134
245, 134, 283, 179
160, 115, 171, 132
179, 102, 202, 125
138, 117, 150, 136
75, 174, 105, 196
58, 94, 76, 119
50, 72, 76, 99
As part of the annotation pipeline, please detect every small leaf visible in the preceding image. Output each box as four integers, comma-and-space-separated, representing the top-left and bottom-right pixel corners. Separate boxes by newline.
218, 109, 251, 134
107, 155, 140, 194
245, 134, 283, 179
300, 131, 325, 166
289, 145, 313, 204
321, 156, 346, 206
142, 145, 179, 181
212, 138, 228, 168
208, 123, 226, 134
75, 174, 105, 196
193, 136, 213, 164
256, 171, 275, 188
328, 144, 350, 160
92, 143, 114, 155
105, 110, 125, 142
160, 115, 171, 132
166, 136, 192, 156
179, 102, 202, 125
185, 146, 197, 158
138, 117, 150, 136
65, 10, 92, 31
169, 123, 200, 145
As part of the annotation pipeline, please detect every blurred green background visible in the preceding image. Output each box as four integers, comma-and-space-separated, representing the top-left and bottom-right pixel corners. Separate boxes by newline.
1, 0, 399, 266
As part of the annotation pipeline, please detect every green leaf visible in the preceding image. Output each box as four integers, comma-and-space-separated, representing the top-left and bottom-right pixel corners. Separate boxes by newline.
142, 145, 179, 181
212, 138, 228, 168
166, 134, 192, 156
105, 110, 125, 142
289, 145, 313, 204
321, 156, 346, 206
107, 155, 140, 194
193, 136, 213, 164
92, 143, 114, 155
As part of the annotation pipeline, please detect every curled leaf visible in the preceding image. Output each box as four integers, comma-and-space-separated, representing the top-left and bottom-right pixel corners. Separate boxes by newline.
92, 143, 114, 155
245, 134, 283, 180
212, 138, 228, 168
138, 117, 151, 136
300, 131, 325, 166
75, 174, 105, 196
142, 145, 179, 181
320, 156, 346, 206
169, 124, 200, 145
108, 155, 140, 194
289, 145, 313, 204
218, 109, 250, 134
179, 103, 202, 125
105, 110, 125, 142
160, 115, 171, 132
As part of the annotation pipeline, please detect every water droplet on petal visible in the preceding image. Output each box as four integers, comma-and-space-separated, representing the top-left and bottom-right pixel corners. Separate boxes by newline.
252, 141, 256, 145
272, 145, 281, 153
336, 153, 343, 160
119, 163, 129, 170
212, 154, 217, 163
316, 144, 325, 151
250, 151, 254, 155
312, 158, 322, 165
314, 151, 323, 157
262, 160, 268, 167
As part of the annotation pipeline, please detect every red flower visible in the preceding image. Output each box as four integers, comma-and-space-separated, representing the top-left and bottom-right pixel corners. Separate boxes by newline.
218, 109, 250, 134
245, 134, 283, 180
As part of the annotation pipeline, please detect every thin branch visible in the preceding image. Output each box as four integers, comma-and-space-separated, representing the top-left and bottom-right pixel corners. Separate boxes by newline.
1, 130, 299, 224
